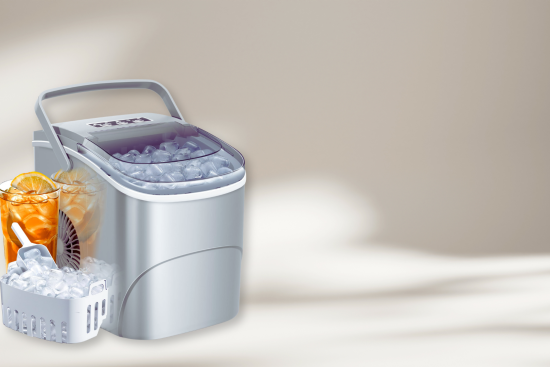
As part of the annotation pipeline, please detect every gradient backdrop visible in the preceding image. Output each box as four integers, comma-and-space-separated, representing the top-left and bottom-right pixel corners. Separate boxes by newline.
1, 1, 550, 366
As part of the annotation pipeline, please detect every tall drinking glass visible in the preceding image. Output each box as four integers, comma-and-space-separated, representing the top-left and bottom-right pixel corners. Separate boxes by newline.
52, 173, 105, 270
0, 180, 60, 270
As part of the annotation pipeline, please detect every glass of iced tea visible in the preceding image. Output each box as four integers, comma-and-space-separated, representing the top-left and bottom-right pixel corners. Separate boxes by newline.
52, 168, 105, 270
0, 174, 60, 270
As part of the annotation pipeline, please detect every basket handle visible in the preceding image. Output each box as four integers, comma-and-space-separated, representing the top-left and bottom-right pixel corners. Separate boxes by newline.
35, 79, 185, 171
88, 279, 108, 296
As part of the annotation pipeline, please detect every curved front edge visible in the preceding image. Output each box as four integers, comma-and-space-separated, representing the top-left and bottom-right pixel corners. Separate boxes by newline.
118, 247, 242, 340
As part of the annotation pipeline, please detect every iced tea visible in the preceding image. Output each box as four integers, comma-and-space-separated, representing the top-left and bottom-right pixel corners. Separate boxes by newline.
0, 180, 59, 270
52, 168, 105, 269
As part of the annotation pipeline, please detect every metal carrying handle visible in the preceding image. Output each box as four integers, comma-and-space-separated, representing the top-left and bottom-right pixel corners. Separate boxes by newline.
35, 79, 185, 171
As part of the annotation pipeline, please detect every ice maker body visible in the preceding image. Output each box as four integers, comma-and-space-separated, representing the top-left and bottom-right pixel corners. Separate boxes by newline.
31, 80, 246, 340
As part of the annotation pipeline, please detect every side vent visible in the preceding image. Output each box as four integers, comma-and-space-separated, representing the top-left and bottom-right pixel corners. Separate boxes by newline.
57, 210, 81, 269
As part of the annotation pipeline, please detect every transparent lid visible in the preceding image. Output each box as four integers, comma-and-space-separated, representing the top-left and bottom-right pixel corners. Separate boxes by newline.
83, 121, 245, 189
88, 121, 221, 160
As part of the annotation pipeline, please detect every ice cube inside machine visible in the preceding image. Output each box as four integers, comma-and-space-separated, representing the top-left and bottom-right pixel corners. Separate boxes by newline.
30, 80, 246, 340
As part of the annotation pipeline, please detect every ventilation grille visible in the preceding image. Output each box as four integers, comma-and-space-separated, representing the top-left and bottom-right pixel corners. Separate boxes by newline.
57, 210, 80, 270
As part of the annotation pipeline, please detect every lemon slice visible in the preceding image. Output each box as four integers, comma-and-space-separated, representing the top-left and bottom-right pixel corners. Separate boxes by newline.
11, 172, 57, 194
53, 168, 93, 185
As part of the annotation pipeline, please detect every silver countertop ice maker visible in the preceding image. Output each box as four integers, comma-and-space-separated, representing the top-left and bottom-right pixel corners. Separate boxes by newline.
32, 80, 246, 340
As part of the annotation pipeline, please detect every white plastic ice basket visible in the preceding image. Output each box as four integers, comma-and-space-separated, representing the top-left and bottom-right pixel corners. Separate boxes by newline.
1, 278, 108, 343
0, 233, 108, 343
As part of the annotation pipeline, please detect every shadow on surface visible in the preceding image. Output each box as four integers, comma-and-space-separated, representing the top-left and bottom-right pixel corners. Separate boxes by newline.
246, 269, 550, 304
388, 324, 550, 339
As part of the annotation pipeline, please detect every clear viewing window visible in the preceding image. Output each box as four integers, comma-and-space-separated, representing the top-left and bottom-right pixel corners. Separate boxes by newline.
89, 121, 221, 158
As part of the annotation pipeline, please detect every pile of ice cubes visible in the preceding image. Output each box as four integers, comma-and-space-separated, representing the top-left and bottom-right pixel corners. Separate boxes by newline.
0, 249, 113, 299
108, 139, 233, 184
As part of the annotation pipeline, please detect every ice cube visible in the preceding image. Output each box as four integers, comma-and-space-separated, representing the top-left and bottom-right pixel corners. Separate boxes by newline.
169, 162, 185, 173
46, 277, 58, 287
144, 175, 161, 184
19, 271, 32, 281
172, 148, 191, 160
142, 145, 157, 154
128, 149, 141, 156
12, 279, 29, 290
23, 248, 41, 260
77, 273, 91, 288
7, 273, 20, 285
30, 276, 46, 289
24, 258, 39, 269
23, 284, 36, 293
190, 150, 205, 159
129, 170, 147, 180
120, 153, 135, 163
7, 262, 18, 272
69, 286, 86, 298
146, 163, 172, 177
36, 279, 47, 291
181, 141, 200, 152
113, 152, 123, 158
162, 163, 176, 173
41, 287, 55, 297
85, 262, 102, 275
217, 167, 233, 175
135, 153, 152, 164
200, 161, 218, 177
61, 266, 75, 273
56, 292, 71, 299
144, 164, 163, 177
29, 261, 44, 275
108, 157, 121, 170
211, 155, 229, 169
51, 280, 69, 294
172, 153, 189, 161
171, 172, 185, 181
47, 269, 64, 281
38, 256, 55, 269
64, 273, 78, 286
152, 149, 172, 163
88, 273, 99, 282
183, 166, 203, 180
187, 159, 202, 168
125, 164, 144, 175
118, 154, 136, 172
82, 257, 96, 266
8, 266, 23, 276
159, 172, 177, 182
159, 141, 179, 154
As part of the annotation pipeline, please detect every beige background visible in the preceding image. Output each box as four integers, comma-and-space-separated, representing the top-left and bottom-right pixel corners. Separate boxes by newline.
1, 1, 550, 366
